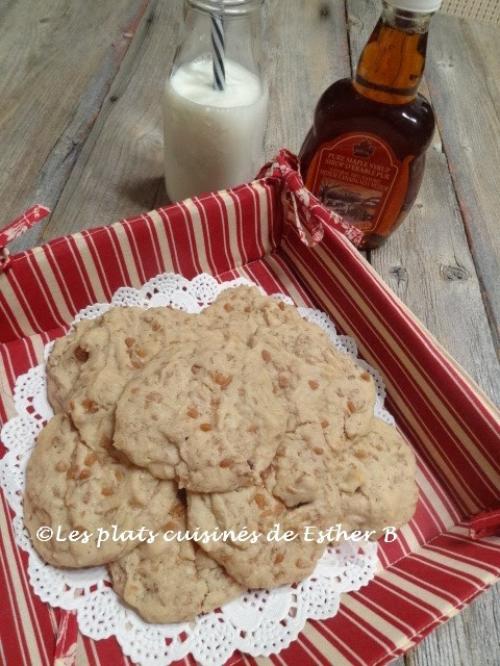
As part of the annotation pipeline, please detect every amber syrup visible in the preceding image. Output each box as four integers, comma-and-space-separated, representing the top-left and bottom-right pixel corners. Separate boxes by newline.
300, 3, 436, 249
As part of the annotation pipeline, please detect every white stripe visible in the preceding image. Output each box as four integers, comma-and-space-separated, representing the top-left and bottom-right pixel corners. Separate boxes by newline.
82, 231, 113, 300
147, 210, 176, 274
283, 239, 489, 510
218, 190, 243, 268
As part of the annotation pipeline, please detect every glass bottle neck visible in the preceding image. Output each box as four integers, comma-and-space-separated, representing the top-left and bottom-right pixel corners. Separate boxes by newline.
187, 0, 263, 13
172, 1, 265, 80
353, 3, 433, 105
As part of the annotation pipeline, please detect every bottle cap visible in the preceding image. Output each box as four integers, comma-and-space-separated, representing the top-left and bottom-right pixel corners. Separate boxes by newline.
385, 0, 442, 13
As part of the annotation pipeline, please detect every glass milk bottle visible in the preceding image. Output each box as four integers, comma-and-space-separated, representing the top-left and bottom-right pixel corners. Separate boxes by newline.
163, 0, 268, 202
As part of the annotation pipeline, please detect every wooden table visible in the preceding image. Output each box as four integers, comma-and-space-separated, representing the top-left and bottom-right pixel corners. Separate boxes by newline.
2, 1, 498, 664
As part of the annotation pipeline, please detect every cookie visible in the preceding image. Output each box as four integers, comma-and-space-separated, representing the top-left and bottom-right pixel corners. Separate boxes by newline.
35, 285, 417, 610
188, 424, 341, 589
203, 287, 377, 441
24, 414, 177, 567
113, 331, 287, 492
199, 286, 302, 341
47, 306, 197, 449
108, 499, 243, 623
331, 418, 418, 536
262, 423, 338, 508
46, 318, 97, 413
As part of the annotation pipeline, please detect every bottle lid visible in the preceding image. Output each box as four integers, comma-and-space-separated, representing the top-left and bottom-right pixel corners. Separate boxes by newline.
384, 0, 442, 12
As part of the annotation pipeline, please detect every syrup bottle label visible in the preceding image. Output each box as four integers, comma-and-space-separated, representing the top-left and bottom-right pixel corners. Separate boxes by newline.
304, 133, 402, 233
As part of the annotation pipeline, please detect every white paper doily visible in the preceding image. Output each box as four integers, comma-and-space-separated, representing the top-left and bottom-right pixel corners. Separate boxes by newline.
0, 273, 388, 666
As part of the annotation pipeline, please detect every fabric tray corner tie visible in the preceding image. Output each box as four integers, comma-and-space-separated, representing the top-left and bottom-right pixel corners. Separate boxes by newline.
468, 505, 500, 539
0, 205, 51, 272
258, 149, 364, 248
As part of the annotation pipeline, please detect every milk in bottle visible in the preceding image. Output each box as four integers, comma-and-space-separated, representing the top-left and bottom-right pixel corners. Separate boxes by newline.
164, 57, 268, 202
163, 0, 268, 202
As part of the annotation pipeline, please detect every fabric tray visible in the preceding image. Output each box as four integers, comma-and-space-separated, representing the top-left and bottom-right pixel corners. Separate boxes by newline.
0, 151, 499, 666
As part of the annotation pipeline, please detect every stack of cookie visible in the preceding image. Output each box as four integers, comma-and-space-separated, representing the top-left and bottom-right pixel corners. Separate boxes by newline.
24, 287, 418, 623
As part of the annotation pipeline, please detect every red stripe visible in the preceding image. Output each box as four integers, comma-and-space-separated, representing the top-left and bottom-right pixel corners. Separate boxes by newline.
1, 339, 32, 392
131, 216, 158, 282
313, 222, 500, 442
5, 268, 44, 335
309, 228, 500, 467
263, 253, 315, 306
22, 337, 38, 373
241, 261, 283, 296
282, 236, 475, 518
1, 495, 53, 665
0, 501, 35, 666
413, 450, 460, 529
192, 199, 219, 276
294, 635, 333, 665
44, 244, 81, 316
424, 538, 500, 574
105, 226, 132, 288
210, 194, 235, 276
1, 174, 499, 666
120, 220, 148, 286
158, 207, 182, 274
82, 230, 114, 301
313, 612, 383, 666
92, 635, 135, 666
277, 632, 331, 666
143, 215, 166, 277
246, 184, 267, 260
25, 251, 66, 329
339, 604, 398, 650
365, 576, 442, 625
229, 189, 251, 267
157, 205, 190, 275
67, 235, 97, 305
83, 637, 100, 666
281, 232, 499, 510
0, 292, 24, 342
449, 525, 500, 553
173, 202, 204, 277
394, 554, 481, 602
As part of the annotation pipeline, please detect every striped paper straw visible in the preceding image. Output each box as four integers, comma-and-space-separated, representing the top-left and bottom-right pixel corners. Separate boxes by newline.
211, 9, 225, 91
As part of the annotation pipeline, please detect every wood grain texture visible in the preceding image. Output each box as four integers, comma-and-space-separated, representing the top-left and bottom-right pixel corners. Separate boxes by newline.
371, 147, 500, 402
32, 0, 351, 246
264, 0, 351, 155
346, 0, 500, 400
405, 585, 500, 666
30, 0, 180, 246
347, 1, 500, 663
1, 0, 152, 252
425, 15, 500, 351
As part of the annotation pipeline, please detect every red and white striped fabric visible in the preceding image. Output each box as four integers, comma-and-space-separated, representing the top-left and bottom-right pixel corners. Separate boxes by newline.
0, 150, 499, 666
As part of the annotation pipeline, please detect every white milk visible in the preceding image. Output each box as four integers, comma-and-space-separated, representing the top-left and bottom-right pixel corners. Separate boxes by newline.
163, 58, 268, 201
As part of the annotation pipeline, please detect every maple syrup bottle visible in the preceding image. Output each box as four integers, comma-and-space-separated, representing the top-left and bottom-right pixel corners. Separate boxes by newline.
299, 0, 441, 249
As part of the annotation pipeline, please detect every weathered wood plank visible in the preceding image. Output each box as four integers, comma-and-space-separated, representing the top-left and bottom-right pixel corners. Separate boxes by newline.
371, 147, 500, 402
27, 0, 179, 244
264, 0, 351, 155
1, 0, 152, 252
405, 585, 500, 666
26, 0, 351, 244
347, 2, 500, 665
425, 14, 500, 351
347, 0, 500, 400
